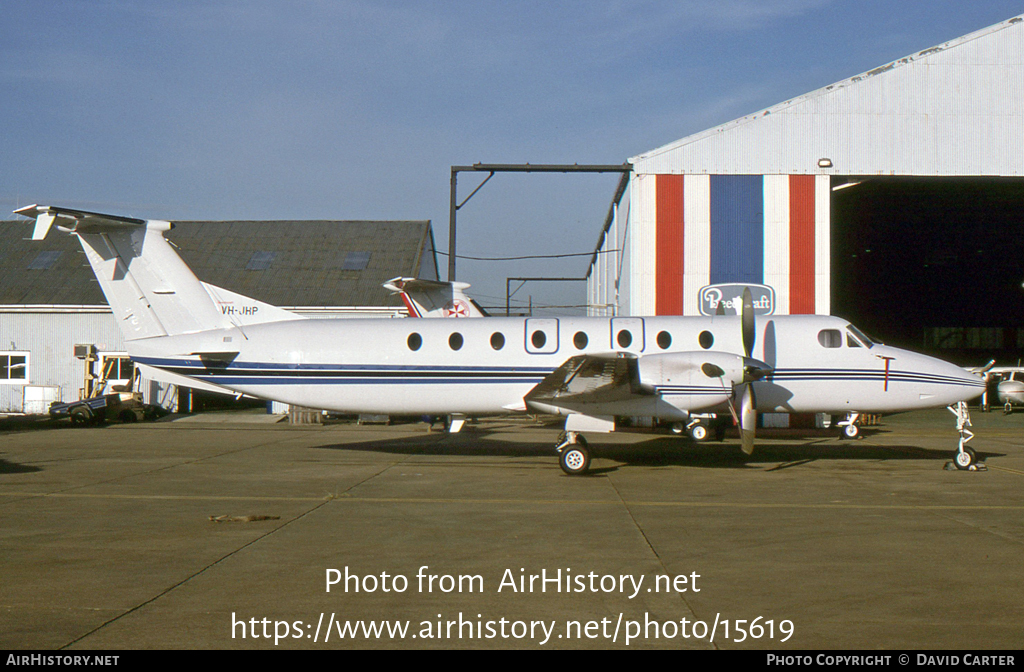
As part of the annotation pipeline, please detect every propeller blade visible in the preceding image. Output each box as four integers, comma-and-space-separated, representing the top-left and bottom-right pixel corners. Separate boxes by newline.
739, 383, 757, 455
741, 287, 755, 359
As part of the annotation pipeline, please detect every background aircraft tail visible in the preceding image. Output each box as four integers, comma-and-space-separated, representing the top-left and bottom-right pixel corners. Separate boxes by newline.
383, 276, 488, 318
15, 205, 300, 341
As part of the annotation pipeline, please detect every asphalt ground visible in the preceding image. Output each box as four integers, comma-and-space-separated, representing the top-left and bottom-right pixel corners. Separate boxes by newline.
1, 408, 1022, 650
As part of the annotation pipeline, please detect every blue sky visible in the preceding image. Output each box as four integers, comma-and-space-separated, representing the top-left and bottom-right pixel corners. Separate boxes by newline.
3, 1, 1022, 311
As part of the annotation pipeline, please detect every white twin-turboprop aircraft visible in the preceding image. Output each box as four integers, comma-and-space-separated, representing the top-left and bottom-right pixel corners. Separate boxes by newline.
15, 205, 986, 474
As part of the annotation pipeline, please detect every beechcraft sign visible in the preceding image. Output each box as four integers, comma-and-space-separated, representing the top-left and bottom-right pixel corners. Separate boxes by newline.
699, 284, 775, 316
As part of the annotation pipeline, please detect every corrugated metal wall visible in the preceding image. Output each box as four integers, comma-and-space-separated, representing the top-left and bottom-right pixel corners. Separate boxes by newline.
0, 310, 125, 412
587, 178, 631, 317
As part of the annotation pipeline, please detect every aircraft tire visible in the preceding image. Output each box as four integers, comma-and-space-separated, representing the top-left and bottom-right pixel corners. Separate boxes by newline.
559, 440, 590, 476
689, 424, 708, 441
954, 447, 977, 471
841, 424, 859, 440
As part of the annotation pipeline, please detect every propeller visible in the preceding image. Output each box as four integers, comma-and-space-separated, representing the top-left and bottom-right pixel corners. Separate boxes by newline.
735, 287, 764, 455
738, 383, 757, 455
705, 286, 771, 454
741, 287, 755, 358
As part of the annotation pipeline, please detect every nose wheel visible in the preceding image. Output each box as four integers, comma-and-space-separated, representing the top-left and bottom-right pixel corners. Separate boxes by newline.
953, 446, 978, 470
948, 402, 980, 470
556, 431, 591, 475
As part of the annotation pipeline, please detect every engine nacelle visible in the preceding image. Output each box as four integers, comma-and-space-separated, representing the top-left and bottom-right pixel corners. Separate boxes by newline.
636, 351, 761, 413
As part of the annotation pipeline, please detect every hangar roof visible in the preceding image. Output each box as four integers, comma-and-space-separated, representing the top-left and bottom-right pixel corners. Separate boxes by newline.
0, 219, 437, 307
632, 15, 1024, 176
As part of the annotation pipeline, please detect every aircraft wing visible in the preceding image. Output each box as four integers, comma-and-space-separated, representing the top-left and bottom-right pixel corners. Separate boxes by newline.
525, 353, 645, 411
525, 349, 762, 420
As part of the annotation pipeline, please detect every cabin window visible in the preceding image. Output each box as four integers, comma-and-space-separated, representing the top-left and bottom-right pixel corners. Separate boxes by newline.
407, 333, 422, 351
449, 333, 464, 351
617, 330, 633, 348
698, 331, 714, 349
573, 331, 588, 350
490, 332, 505, 350
656, 331, 672, 349
818, 329, 842, 348
531, 330, 547, 349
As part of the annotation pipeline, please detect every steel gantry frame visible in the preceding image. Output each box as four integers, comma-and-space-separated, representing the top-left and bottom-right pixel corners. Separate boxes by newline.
447, 163, 632, 282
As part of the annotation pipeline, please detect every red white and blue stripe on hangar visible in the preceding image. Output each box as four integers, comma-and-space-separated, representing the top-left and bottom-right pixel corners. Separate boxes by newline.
634, 174, 831, 317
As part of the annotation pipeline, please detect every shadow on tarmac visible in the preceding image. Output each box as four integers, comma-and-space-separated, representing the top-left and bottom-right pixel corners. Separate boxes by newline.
0, 455, 42, 475
312, 427, 1002, 472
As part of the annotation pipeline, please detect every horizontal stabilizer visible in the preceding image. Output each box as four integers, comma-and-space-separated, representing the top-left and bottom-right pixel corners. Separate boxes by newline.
383, 276, 488, 318
15, 203, 228, 340
15, 204, 150, 240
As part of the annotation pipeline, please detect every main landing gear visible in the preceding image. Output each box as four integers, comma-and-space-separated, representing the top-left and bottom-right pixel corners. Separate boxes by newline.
556, 431, 591, 475
948, 401, 981, 471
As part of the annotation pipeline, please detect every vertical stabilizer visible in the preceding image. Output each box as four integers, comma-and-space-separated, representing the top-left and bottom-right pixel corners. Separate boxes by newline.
16, 205, 233, 340
383, 276, 488, 318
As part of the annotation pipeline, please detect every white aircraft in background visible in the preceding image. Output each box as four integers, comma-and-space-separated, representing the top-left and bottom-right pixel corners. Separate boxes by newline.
15, 205, 987, 473
986, 367, 1024, 414
383, 276, 488, 318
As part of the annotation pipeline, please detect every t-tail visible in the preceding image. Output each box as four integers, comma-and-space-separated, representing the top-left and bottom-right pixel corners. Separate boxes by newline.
383, 276, 488, 318
14, 205, 301, 342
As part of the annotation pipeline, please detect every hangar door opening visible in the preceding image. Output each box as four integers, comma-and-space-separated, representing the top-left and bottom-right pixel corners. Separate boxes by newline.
831, 177, 1024, 365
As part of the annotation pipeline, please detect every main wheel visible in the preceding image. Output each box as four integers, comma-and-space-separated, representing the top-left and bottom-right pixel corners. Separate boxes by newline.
689, 424, 708, 441
841, 423, 859, 439
559, 439, 591, 476
954, 447, 977, 471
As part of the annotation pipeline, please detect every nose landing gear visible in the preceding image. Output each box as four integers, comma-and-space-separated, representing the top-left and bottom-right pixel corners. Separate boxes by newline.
947, 402, 982, 471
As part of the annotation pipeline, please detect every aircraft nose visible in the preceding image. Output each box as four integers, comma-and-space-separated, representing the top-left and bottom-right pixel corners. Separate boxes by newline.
930, 357, 986, 405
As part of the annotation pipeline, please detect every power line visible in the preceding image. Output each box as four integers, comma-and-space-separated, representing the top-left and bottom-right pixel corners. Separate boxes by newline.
435, 249, 618, 262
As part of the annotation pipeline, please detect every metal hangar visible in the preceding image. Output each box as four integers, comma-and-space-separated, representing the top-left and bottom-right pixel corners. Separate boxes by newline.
589, 14, 1024, 364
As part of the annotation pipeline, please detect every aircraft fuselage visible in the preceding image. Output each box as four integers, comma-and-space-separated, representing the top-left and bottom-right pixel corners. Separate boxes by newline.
127, 313, 984, 417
